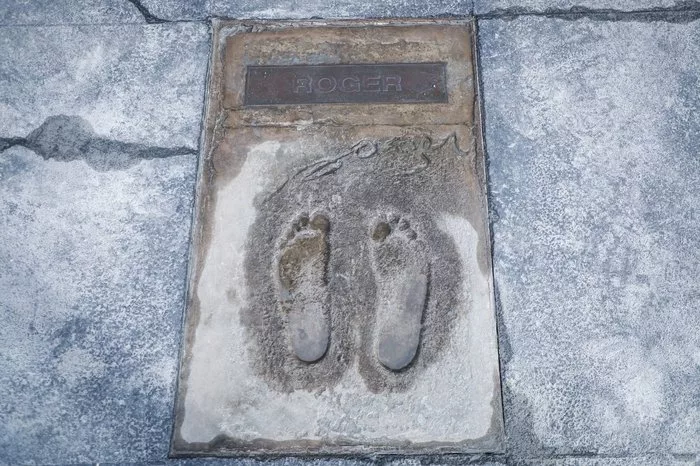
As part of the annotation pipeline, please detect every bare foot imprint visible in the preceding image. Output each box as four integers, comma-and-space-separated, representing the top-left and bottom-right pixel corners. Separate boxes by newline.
370, 215, 430, 371
277, 213, 331, 363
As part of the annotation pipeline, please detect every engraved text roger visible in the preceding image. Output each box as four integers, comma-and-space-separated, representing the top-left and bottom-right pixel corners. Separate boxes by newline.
245, 63, 447, 105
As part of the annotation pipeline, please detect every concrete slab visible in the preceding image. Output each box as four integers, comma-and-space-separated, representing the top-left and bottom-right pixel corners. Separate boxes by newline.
479, 16, 700, 455
0, 23, 209, 464
519, 458, 696, 466
172, 20, 502, 456
473, 0, 690, 15
209, 0, 471, 19
511, 457, 696, 466
140, 0, 209, 21
0, 0, 472, 25
0, 0, 143, 25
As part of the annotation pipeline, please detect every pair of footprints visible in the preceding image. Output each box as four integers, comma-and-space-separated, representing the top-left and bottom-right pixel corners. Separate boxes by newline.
278, 212, 429, 372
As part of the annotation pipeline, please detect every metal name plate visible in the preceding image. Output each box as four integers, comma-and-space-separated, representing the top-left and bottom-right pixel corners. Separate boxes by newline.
244, 63, 448, 105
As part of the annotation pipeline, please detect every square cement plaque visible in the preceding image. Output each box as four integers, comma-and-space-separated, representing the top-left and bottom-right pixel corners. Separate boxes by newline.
172, 19, 503, 456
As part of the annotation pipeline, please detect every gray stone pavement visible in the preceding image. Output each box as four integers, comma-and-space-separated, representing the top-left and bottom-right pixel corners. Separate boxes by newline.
473, 0, 698, 15
510, 457, 696, 466
4, 0, 699, 24
1, 0, 471, 24
480, 16, 700, 457
1, 1, 142, 25
1, 2, 700, 466
0, 22, 209, 465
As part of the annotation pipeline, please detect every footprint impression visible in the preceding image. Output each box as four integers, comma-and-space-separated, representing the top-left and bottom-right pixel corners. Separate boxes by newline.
370, 215, 430, 371
277, 213, 331, 363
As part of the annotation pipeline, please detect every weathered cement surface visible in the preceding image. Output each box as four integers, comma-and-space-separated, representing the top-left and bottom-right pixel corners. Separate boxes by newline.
1, 0, 472, 24
208, 0, 471, 19
0, 23, 209, 464
173, 20, 502, 455
511, 457, 695, 466
0, 0, 142, 25
4, 0, 697, 25
514, 458, 696, 466
2, 4, 700, 466
141, 0, 209, 21
474, 0, 691, 15
480, 16, 700, 456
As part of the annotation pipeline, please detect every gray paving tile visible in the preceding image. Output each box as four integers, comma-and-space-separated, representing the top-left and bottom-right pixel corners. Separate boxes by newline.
208, 0, 470, 19
479, 16, 700, 455
511, 456, 696, 466
510, 455, 696, 466
0, 0, 472, 24
0, 0, 143, 25
140, 0, 209, 21
0, 23, 209, 464
474, 0, 689, 15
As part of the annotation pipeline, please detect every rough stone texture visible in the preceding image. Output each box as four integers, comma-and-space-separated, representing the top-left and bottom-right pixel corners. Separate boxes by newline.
2, 4, 700, 466
105, 458, 507, 466
480, 16, 700, 456
0, 23, 210, 465
0, 24, 209, 148
141, 0, 210, 21
511, 456, 696, 466
1, 0, 473, 24
208, 0, 470, 19
473, 0, 690, 15
173, 20, 502, 455
0, 0, 143, 25
0, 0, 209, 24
4, 0, 698, 25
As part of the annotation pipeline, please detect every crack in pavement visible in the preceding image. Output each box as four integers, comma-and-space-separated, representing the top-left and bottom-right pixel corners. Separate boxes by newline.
477, 0, 700, 23
0, 115, 197, 171
125, 0, 168, 23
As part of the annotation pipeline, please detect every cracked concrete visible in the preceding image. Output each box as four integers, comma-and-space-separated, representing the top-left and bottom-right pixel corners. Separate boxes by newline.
0, 22, 209, 465
1, 115, 196, 171
474, 0, 700, 16
5, 0, 700, 24
475, 1, 700, 22
1, 1, 700, 465
0, 24, 209, 147
1, 0, 472, 24
125, 0, 170, 23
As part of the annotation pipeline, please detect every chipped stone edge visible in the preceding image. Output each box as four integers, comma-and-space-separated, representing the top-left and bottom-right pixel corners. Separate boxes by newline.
169, 17, 504, 458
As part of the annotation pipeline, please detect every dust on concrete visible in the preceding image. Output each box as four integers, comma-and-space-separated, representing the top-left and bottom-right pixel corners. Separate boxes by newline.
242, 129, 477, 393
